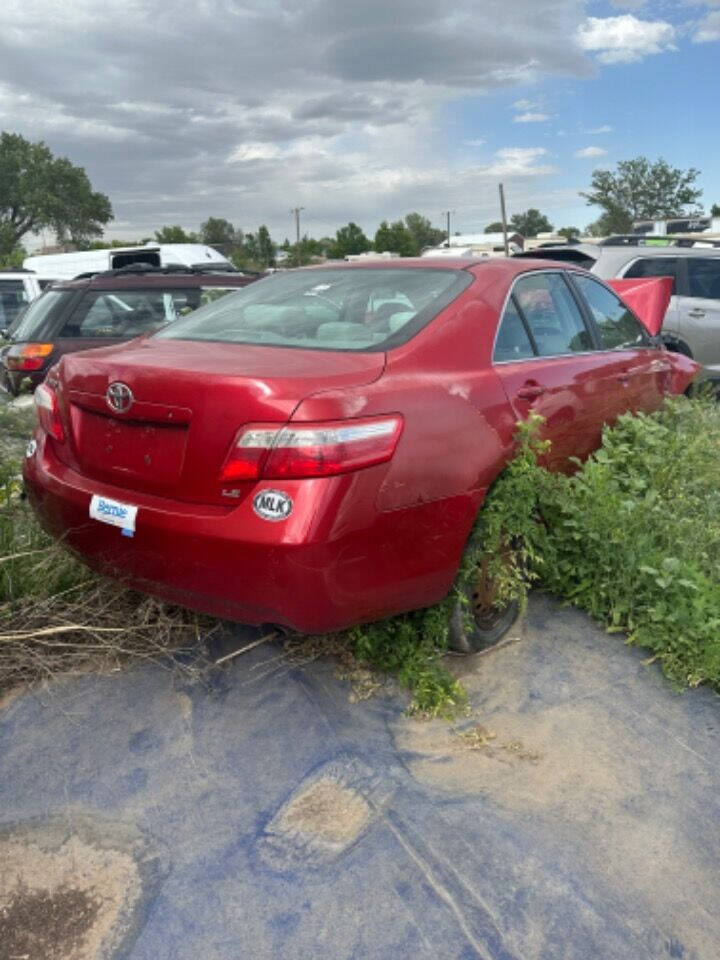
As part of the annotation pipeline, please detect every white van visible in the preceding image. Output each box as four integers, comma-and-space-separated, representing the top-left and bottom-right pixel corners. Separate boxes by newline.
24, 243, 235, 280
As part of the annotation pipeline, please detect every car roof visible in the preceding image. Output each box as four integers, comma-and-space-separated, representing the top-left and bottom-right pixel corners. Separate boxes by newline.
597, 245, 720, 259
517, 243, 720, 262
52, 270, 253, 291
289, 256, 584, 276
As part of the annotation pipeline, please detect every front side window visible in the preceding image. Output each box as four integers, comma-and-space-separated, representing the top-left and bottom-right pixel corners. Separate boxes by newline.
512, 273, 592, 356
0, 279, 28, 329
623, 257, 679, 293
572, 275, 650, 350
686, 258, 720, 300
155, 268, 469, 351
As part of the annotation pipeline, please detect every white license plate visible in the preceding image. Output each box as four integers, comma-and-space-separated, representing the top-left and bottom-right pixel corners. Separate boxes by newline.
89, 494, 138, 537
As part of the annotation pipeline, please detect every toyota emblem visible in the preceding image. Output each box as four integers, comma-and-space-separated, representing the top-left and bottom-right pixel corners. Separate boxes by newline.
106, 382, 134, 413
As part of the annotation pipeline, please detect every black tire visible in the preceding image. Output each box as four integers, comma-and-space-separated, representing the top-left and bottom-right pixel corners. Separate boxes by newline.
447, 596, 519, 654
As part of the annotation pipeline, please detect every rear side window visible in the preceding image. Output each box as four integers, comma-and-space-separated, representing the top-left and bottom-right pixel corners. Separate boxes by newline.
154, 268, 469, 351
513, 273, 592, 356
572, 275, 650, 349
686, 258, 720, 300
623, 257, 678, 293
493, 298, 535, 362
8, 289, 73, 340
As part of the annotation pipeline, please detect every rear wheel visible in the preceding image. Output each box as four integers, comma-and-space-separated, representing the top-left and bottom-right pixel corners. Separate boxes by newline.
447, 552, 520, 654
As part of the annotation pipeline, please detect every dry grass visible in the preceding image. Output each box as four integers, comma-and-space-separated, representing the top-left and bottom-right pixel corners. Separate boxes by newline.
0, 398, 220, 694
0, 573, 217, 693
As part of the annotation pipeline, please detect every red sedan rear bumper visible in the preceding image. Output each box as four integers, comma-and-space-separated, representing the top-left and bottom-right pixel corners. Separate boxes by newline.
23, 432, 477, 633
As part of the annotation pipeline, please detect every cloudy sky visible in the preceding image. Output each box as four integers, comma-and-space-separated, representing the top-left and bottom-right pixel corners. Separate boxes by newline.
1, 0, 719, 245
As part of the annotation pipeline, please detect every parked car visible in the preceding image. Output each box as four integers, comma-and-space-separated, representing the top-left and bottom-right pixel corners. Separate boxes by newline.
513, 241, 720, 386
0, 269, 59, 335
0, 265, 256, 395
24, 259, 697, 651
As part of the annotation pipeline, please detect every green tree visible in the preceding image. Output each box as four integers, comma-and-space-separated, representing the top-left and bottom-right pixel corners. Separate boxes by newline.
328, 222, 371, 259
374, 220, 418, 257
509, 209, 553, 238
200, 217, 241, 247
585, 210, 631, 237
154, 225, 198, 243
0, 244, 26, 269
711, 203, 720, 217
581, 157, 702, 232
404, 213, 445, 251
242, 232, 259, 262
484, 221, 504, 233
0, 131, 112, 255
557, 226, 581, 239
257, 225, 275, 266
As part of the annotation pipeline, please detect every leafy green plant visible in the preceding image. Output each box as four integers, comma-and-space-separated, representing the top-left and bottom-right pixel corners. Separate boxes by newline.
480, 395, 720, 689
352, 396, 720, 712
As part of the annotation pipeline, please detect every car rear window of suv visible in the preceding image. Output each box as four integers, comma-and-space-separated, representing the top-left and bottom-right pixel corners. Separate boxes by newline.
58, 287, 238, 339
154, 268, 471, 351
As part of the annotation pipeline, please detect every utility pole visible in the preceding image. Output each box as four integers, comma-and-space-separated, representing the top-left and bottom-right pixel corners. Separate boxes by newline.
498, 184, 509, 256
291, 207, 305, 247
441, 210, 454, 247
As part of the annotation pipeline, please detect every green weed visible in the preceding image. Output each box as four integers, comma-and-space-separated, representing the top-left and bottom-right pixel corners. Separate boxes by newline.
353, 396, 720, 712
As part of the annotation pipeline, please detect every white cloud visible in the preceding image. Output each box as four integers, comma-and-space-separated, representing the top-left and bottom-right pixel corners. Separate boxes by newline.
693, 10, 720, 42
586, 124, 612, 134
478, 147, 554, 177
464, 138, 486, 146
577, 14, 676, 63
512, 98, 536, 110
514, 111, 551, 123
228, 142, 283, 163
575, 146, 608, 158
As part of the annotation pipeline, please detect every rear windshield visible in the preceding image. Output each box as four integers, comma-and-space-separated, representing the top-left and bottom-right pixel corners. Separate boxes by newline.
8, 290, 74, 340
58, 286, 238, 339
154, 268, 470, 351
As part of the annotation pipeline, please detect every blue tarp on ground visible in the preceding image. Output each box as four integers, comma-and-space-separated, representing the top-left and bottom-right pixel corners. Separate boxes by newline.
1, 594, 719, 959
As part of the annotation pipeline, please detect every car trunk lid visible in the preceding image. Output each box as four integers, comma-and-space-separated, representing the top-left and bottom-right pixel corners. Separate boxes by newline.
54, 338, 385, 503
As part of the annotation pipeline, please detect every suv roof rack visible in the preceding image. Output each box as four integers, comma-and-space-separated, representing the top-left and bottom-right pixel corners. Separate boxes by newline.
105, 263, 240, 276
600, 234, 720, 248
71, 263, 255, 280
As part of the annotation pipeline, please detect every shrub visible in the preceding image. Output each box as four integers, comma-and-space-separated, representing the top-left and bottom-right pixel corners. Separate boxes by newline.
484, 396, 720, 689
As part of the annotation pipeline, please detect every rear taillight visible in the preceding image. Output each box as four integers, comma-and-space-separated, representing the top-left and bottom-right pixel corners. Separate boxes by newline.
34, 383, 65, 443
220, 416, 403, 482
5, 343, 54, 372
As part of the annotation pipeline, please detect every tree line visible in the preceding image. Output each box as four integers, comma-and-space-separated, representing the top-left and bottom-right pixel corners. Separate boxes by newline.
0, 130, 716, 269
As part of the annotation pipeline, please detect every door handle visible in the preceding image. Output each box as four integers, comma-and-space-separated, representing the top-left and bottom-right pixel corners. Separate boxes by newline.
688, 309, 706, 318
516, 384, 546, 400
617, 371, 630, 384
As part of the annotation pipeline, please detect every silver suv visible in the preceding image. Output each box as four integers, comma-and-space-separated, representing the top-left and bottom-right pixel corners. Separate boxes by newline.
515, 243, 720, 385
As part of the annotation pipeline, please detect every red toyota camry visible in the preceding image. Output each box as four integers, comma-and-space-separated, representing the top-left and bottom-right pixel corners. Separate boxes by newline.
23, 259, 696, 651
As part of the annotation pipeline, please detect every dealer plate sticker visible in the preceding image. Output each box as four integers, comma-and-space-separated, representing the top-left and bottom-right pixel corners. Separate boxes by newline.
253, 489, 293, 522
89, 494, 138, 537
